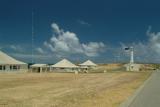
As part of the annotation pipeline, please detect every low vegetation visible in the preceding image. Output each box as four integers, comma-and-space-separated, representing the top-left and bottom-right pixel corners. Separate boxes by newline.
0, 71, 151, 107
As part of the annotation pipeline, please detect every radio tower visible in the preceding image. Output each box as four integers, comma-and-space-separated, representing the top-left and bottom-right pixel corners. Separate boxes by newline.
31, 12, 34, 64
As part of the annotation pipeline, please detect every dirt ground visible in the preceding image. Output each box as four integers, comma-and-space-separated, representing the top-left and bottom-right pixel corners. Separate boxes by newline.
0, 71, 151, 107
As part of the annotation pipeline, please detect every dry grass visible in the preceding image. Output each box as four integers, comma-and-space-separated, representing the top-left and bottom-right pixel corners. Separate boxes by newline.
0, 71, 151, 107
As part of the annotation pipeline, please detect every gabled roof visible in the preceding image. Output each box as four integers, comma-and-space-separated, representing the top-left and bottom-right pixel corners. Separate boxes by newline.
52, 59, 78, 68
31, 64, 48, 67
79, 60, 97, 66
0, 51, 27, 65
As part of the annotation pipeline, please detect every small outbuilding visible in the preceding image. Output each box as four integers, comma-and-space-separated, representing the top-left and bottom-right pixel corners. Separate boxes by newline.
0, 51, 28, 72
124, 63, 142, 71
30, 64, 49, 73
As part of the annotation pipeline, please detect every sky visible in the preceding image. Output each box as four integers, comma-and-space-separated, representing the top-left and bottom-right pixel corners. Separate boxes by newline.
0, 0, 160, 64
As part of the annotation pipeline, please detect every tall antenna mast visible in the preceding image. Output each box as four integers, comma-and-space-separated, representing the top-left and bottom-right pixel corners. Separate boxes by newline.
31, 12, 34, 64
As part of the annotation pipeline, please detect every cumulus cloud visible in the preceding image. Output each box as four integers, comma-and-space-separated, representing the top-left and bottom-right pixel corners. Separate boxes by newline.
43, 23, 106, 57
119, 26, 160, 63
3, 25, 160, 63
51, 23, 62, 34
36, 47, 45, 54
82, 42, 105, 57
147, 27, 160, 54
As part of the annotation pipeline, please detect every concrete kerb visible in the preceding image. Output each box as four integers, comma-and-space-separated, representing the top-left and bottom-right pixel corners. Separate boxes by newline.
119, 71, 154, 107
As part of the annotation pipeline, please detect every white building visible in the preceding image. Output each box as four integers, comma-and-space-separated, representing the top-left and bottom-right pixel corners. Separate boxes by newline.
79, 60, 97, 69
51, 59, 79, 72
31, 64, 49, 73
0, 51, 28, 72
124, 63, 142, 71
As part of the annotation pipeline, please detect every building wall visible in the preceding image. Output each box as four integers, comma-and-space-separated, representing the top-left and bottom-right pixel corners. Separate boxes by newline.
0, 64, 28, 72
31, 67, 50, 73
125, 64, 141, 71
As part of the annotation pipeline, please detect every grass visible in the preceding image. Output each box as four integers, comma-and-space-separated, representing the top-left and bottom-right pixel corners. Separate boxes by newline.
0, 71, 152, 107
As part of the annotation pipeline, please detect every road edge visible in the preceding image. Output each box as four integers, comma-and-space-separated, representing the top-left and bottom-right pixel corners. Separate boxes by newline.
119, 71, 154, 107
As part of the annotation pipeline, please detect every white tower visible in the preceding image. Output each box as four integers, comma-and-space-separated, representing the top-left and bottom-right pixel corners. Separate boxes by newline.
130, 47, 134, 64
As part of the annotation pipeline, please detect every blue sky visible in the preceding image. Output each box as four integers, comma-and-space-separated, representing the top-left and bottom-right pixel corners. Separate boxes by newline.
0, 0, 160, 63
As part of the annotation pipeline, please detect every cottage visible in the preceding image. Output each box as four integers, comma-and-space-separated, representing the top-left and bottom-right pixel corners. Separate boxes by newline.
79, 60, 97, 69
31, 64, 49, 73
0, 51, 28, 72
51, 59, 79, 72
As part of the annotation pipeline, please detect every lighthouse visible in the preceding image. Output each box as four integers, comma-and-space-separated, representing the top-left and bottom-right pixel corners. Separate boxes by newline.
130, 47, 134, 64
124, 46, 141, 71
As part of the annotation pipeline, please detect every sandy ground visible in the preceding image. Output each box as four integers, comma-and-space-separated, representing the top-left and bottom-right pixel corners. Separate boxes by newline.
0, 72, 151, 107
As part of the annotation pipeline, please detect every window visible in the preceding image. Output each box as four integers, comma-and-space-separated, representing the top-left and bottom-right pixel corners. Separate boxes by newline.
10, 66, 12, 70
0, 65, 2, 70
0, 65, 5, 70
13, 65, 18, 70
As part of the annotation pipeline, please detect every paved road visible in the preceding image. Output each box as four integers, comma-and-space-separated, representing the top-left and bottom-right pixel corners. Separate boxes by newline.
128, 71, 160, 107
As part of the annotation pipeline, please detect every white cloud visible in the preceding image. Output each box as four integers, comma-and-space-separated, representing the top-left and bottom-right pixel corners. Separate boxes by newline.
11, 53, 55, 63
36, 48, 45, 54
3, 25, 160, 63
51, 23, 62, 34
77, 20, 91, 26
146, 25, 152, 36
82, 42, 105, 57
0, 46, 2, 49
147, 26, 160, 54
10, 45, 24, 52
44, 41, 55, 52
43, 23, 106, 57
119, 26, 160, 63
